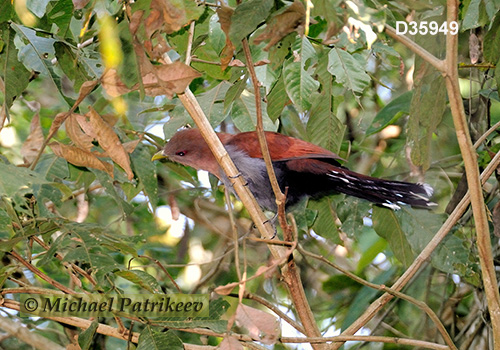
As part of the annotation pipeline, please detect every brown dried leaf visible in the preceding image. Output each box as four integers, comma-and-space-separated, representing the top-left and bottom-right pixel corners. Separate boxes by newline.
129, 10, 144, 36
102, 62, 199, 98
142, 61, 202, 97
101, 69, 133, 97
220, 39, 235, 70
235, 304, 279, 344
66, 113, 94, 151
74, 114, 97, 139
96, 139, 141, 158
49, 142, 114, 177
214, 283, 237, 296
217, 4, 235, 70
145, 0, 202, 36
48, 112, 70, 139
253, 0, 306, 51
87, 107, 134, 180
217, 4, 234, 34
77, 80, 98, 103
169, 194, 180, 220
101, 114, 119, 127
469, 33, 481, 64
229, 59, 245, 67
21, 112, 44, 165
219, 336, 243, 350
72, 0, 90, 9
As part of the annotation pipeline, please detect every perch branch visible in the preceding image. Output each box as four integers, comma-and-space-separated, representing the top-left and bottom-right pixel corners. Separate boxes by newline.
240, 38, 324, 346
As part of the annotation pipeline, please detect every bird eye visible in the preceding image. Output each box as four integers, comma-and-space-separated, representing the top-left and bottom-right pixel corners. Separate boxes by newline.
176, 151, 186, 156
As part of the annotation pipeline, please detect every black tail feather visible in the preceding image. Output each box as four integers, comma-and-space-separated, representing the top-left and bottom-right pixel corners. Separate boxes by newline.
326, 168, 436, 209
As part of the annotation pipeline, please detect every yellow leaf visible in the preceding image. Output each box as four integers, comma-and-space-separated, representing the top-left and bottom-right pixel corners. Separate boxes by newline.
98, 15, 123, 69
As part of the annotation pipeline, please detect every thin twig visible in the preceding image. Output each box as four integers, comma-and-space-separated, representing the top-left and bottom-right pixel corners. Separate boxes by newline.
281, 335, 449, 349
135, 255, 182, 293
243, 292, 306, 334
185, 21, 195, 66
8, 251, 76, 295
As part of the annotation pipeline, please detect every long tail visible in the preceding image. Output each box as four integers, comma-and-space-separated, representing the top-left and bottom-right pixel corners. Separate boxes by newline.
326, 168, 436, 209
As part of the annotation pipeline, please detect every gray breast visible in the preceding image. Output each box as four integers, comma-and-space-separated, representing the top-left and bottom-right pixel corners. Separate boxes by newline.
222, 146, 279, 211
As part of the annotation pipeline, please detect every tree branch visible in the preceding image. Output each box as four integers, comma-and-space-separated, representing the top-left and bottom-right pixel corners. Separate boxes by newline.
443, 1, 500, 347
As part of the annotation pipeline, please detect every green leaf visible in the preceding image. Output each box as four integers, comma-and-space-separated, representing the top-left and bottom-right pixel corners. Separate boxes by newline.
0, 162, 50, 197
0, 24, 31, 119
12, 23, 72, 106
266, 73, 288, 121
209, 14, 226, 55
341, 267, 395, 330
54, 42, 92, 92
137, 327, 183, 350
229, 0, 274, 45
372, 206, 415, 267
408, 65, 446, 170
197, 81, 232, 127
307, 91, 345, 154
224, 74, 248, 112
0, 208, 13, 238
130, 145, 159, 210
327, 47, 370, 94
308, 198, 342, 244
47, 0, 73, 36
483, 15, 500, 63
282, 58, 319, 112
462, 0, 482, 30
366, 91, 413, 135
91, 169, 134, 215
337, 197, 371, 239
0, 1, 13, 24
231, 91, 278, 131
400, 208, 478, 280
34, 154, 69, 181
78, 320, 99, 350
115, 270, 162, 293
27, 0, 51, 18
117, 19, 140, 88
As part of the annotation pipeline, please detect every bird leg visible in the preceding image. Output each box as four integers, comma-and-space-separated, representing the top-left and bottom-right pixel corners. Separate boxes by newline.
228, 172, 248, 186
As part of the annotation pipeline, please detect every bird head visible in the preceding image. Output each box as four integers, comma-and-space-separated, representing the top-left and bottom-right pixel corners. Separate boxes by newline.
151, 128, 222, 176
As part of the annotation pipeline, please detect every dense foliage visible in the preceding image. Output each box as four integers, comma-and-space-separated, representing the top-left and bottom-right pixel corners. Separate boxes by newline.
0, 0, 499, 349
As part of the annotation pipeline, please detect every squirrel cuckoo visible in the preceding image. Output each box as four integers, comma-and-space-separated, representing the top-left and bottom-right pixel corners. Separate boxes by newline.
152, 128, 436, 211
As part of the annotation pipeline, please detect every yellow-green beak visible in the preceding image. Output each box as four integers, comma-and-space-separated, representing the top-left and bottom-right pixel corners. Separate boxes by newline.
151, 151, 168, 161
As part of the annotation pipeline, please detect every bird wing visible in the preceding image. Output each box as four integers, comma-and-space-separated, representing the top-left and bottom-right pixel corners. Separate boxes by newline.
225, 131, 344, 163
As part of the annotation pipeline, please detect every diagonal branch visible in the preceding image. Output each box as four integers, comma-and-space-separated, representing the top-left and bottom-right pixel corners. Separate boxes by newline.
328, 147, 500, 349
384, 25, 445, 73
